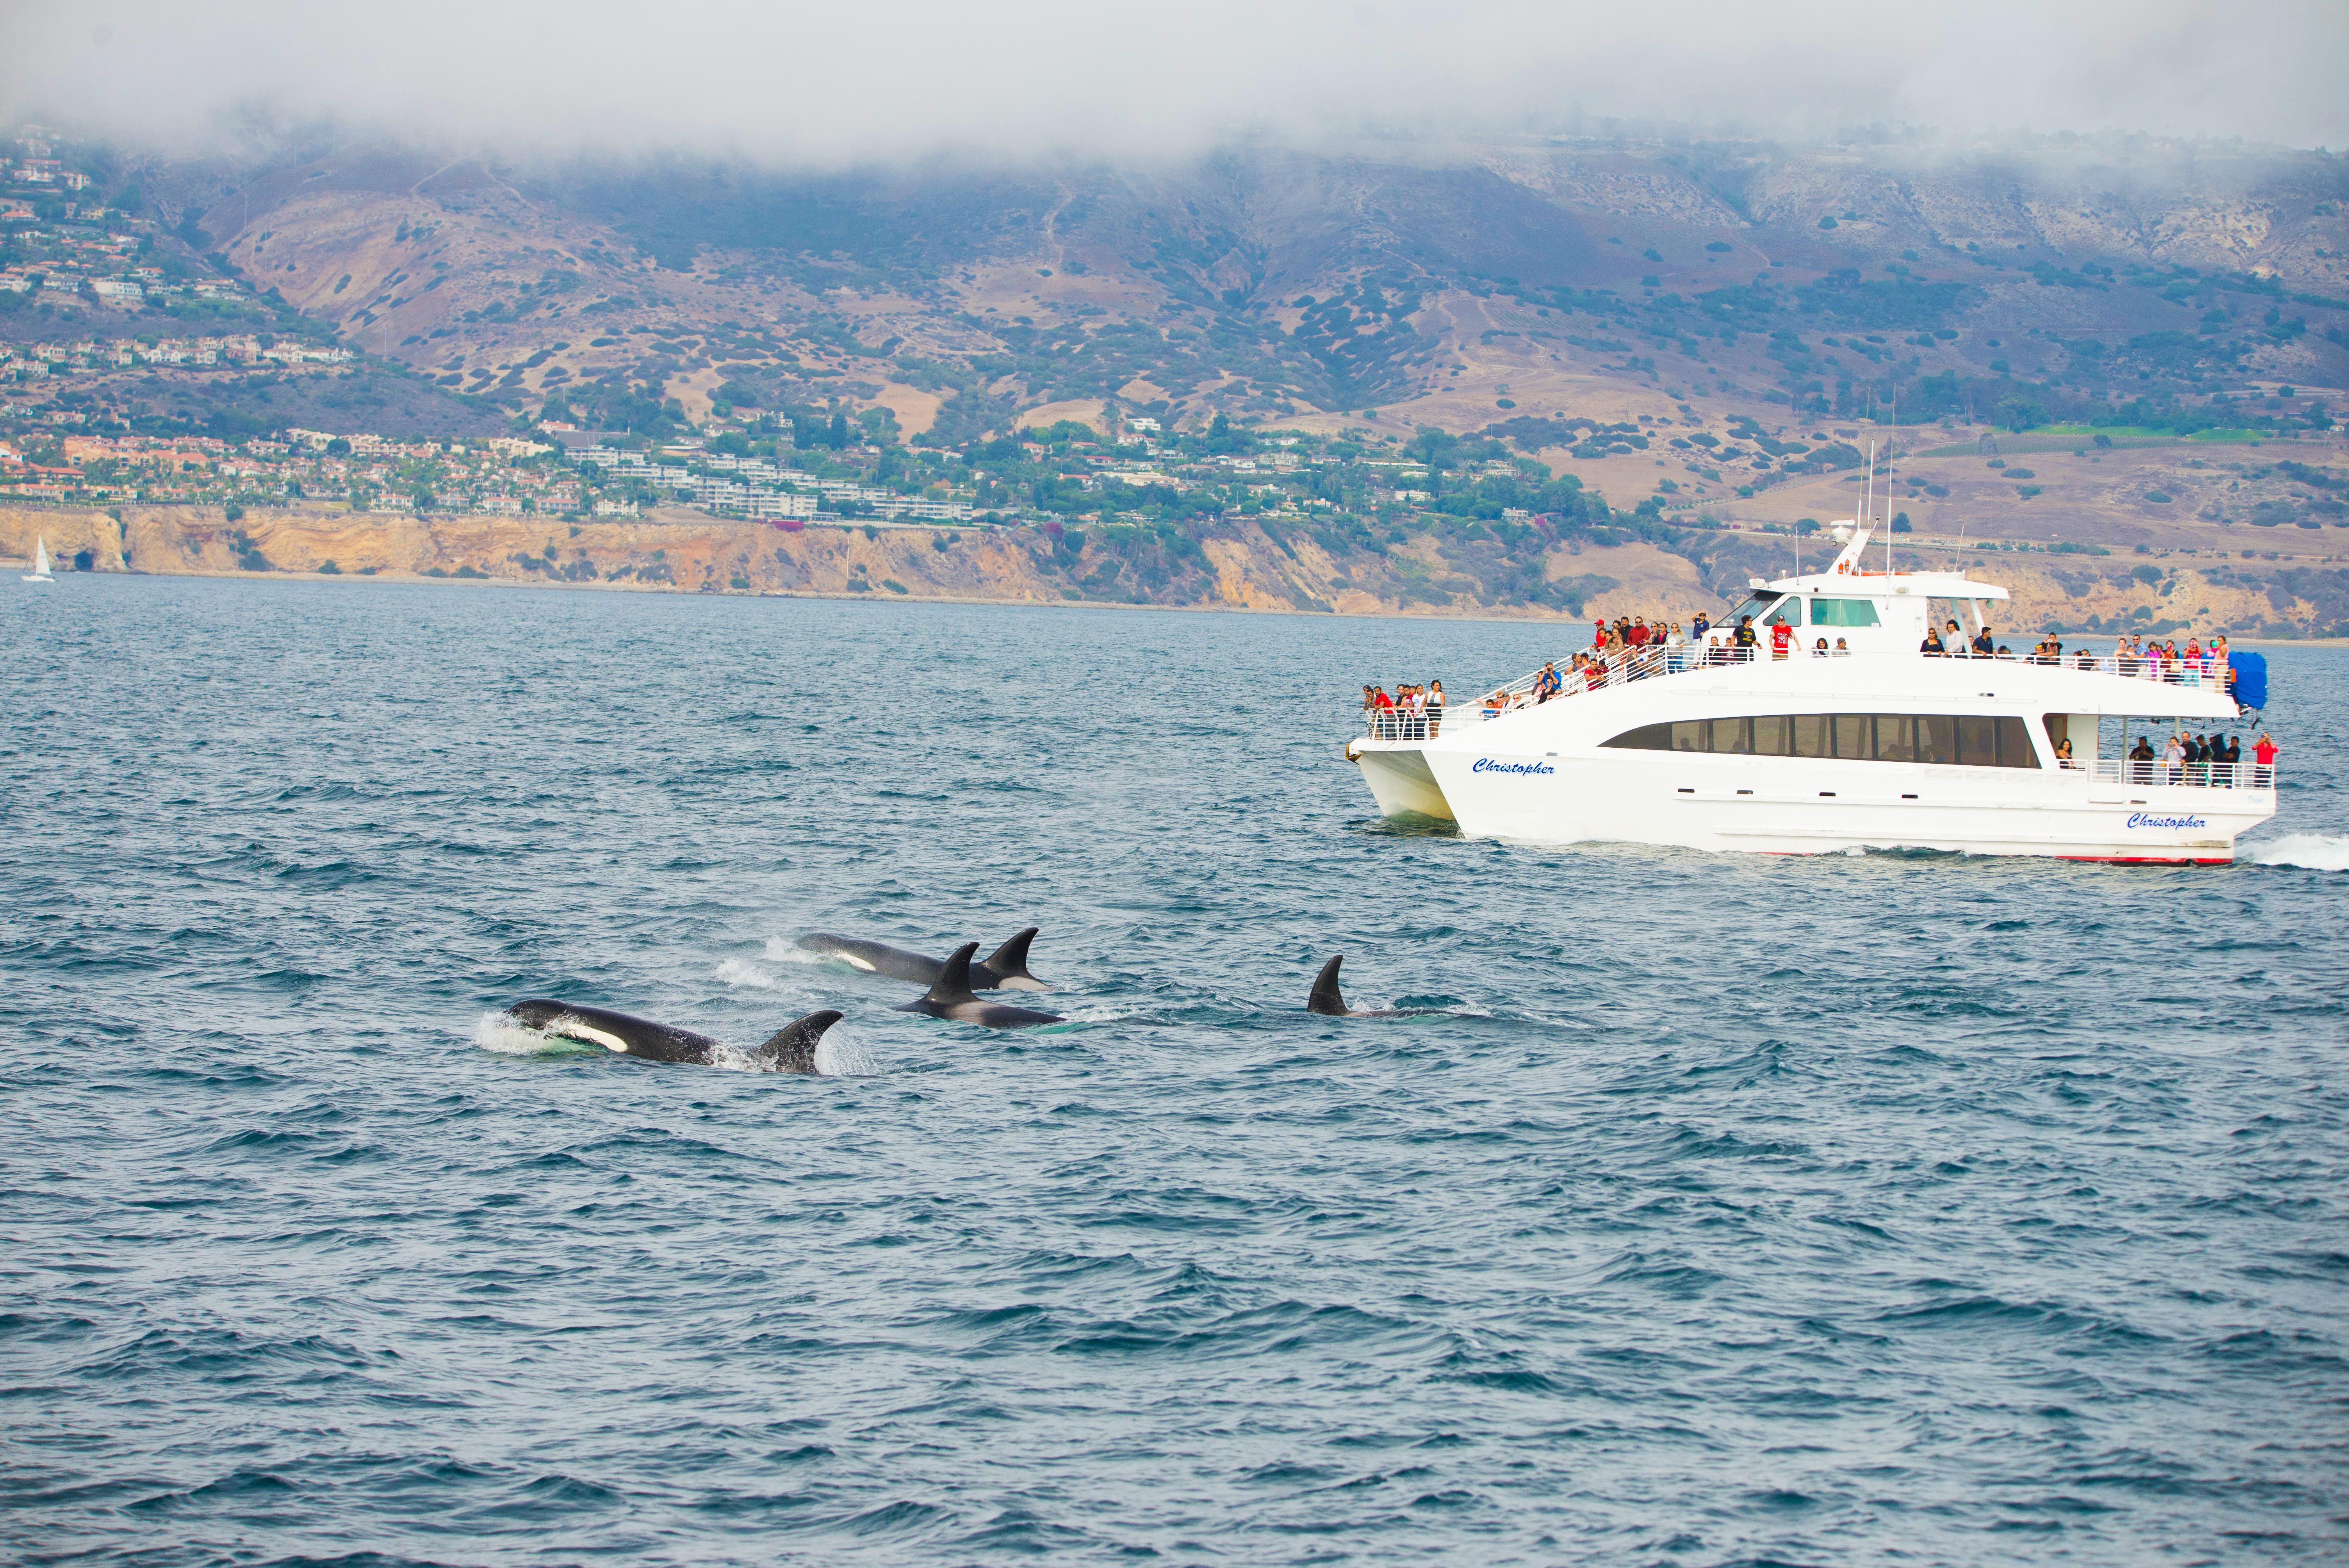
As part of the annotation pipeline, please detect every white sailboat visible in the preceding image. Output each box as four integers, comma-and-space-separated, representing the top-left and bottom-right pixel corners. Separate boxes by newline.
22, 536, 55, 583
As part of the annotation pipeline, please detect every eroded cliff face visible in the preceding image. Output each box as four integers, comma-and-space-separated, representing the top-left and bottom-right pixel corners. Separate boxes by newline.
2, 504, 2339, 641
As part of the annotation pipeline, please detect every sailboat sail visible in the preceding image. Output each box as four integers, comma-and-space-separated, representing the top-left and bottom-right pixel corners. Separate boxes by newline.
23, 535, 55, 582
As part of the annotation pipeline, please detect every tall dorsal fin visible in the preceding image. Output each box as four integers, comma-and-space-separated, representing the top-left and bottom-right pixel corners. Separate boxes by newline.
1308, 953, 1351, 1016
759, 1009, 842, 1073
981, 927, 1043, 987
925, 942, 981, 1006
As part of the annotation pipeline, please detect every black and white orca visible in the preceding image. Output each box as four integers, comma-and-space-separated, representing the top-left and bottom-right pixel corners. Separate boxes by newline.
1306, 954, 1415, 1019
502, 1000, 843, 1071
894, 942, 1064, 1028
795, 928, 1049, 991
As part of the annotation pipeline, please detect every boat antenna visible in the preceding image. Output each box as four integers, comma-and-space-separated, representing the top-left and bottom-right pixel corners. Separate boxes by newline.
1884, 387, 1896, 576
1862, 440, 1877, 570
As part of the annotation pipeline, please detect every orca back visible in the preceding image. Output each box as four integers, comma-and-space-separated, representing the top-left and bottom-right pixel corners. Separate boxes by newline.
505, 1000, 718, 1063
796, 933, 943, 987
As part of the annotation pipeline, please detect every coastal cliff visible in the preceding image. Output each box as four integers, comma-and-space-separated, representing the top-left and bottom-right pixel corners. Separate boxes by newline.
2, 502, 2340, 640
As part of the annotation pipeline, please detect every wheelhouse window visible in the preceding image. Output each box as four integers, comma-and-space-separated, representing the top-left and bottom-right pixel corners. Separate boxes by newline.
1604, 713, 2039, 768
1807, 598, 1881, 627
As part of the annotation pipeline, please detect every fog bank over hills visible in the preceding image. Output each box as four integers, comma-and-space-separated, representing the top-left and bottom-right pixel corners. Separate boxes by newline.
112, 125, 2349, 439
7, 0, 2347, 158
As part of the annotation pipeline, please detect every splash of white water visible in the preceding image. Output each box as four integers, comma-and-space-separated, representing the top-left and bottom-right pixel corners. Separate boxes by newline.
473, 1011, 602, 1057
763, 936, 838, 967
715, 957, 777, 988
2248, 834, 2349, 871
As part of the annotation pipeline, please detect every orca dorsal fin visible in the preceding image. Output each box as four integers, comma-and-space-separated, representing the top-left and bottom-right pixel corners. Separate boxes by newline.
759, 1009, 842, 1073
925, 942, 982, 1006
1308, 954, 1351, 1016
982, 927, 1043, 987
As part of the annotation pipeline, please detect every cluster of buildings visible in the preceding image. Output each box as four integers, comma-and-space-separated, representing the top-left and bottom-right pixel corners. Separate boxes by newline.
578, 443, 978, 524
0, 268, 253, 308
0, 426, 982, 526
2, 125, 269, 319
2, 127, 92, 191
0, 335, 351, 381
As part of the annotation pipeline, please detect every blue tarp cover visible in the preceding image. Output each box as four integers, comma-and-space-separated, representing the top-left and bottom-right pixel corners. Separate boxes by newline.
2231, 650, 2268, 711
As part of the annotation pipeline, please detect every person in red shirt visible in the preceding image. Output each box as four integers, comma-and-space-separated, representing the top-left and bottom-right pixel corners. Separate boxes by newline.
1629, 617, 1649, 647
1770, 618, 1795, 660
2253, 732, 2278, 773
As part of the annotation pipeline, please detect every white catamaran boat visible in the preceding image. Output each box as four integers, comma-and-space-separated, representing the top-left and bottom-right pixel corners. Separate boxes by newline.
1349, 522, 2276, 863
22, 536, 55, 583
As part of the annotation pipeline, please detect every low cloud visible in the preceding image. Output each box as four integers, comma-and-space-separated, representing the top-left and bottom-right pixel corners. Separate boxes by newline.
5, 0, 2345, 161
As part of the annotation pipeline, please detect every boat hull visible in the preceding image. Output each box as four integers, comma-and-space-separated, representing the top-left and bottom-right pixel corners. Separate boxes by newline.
1351, 745, 1454, 820
1355, 744, 2271, 862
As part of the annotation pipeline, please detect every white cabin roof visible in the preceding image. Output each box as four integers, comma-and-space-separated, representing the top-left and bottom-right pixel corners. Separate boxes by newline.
1761, 520, 2010, 601
1763, 569, 2010, 602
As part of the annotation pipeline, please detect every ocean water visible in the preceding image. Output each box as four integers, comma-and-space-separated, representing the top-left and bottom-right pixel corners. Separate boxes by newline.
4, 574, 2346, 1568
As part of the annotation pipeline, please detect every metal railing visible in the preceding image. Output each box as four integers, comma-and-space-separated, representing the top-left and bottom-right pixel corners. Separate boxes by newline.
1358, 643, 2253, 740
1360, 642, 1751, 735
2087, 757, 2275, 791
1936, 650, 2240, 691
1478, 642, 1740, 716
1363, 707, 1450, 741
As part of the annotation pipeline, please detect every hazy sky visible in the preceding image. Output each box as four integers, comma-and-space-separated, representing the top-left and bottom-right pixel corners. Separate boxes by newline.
5, 0, 2345, 160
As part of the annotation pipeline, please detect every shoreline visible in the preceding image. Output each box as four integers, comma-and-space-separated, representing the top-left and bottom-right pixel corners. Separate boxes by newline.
12, 560, 2349, 645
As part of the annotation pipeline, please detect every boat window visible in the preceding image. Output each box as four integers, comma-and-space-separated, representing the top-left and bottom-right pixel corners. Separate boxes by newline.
1603, 713, 2040, 770
1830, 713, 1871, 759
1762, 598, 1802, 628
1916, 714, 1957, 766
1718, 592, 1783, 628
1809, 598, 1881, 627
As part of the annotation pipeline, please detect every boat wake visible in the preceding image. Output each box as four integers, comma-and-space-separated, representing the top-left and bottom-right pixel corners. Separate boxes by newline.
2247, 834, 2349, 871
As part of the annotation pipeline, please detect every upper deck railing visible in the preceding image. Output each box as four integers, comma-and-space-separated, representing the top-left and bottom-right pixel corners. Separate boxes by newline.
1359, 643, 2249, 739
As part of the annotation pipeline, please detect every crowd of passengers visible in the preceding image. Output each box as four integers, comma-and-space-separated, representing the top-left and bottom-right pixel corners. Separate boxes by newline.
1362, 680, 1448, 738
1364, 602, 2268, 748
2120, 729, 2279, 783
1925, 624, 2238, 685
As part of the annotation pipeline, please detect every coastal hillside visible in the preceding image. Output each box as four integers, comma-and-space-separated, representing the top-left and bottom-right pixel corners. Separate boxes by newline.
7, 120, 2348, 640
